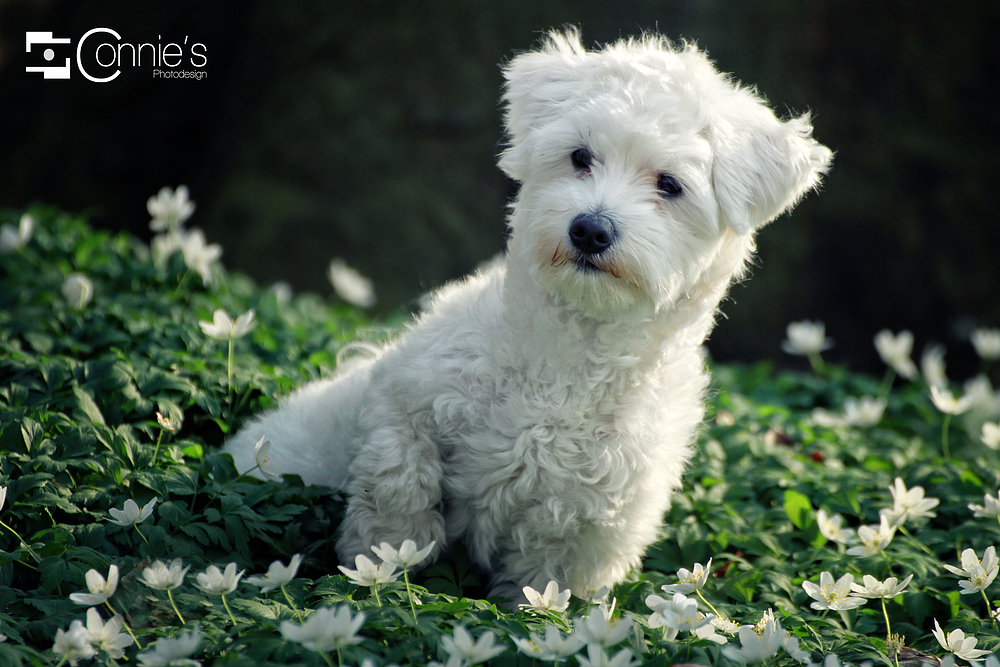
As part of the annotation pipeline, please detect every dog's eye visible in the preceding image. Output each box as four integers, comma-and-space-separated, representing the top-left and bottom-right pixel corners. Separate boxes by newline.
656, 173, 683, 198
571, 148, 593, 171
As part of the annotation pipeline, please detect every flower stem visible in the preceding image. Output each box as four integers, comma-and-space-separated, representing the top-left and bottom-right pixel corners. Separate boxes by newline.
106, 600, 143, 649
0, 519, 42, 563
881, 598, 892, 637
878, 368, 897, 399
221, 593, 239, 626
152, 430, 164, 463
403, 568, 418, 623
808, 352, 825, 374
166, 588, 186, 625
319, 651, 337, 667
371, 584, 382, 607
281, 584, 304, 622
695, 589, 723, 621
942, 414, 952, 460
134, 525, 150, 547
981, 590, 998, 628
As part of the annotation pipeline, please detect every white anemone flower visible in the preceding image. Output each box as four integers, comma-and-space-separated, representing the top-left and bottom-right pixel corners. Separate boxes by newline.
921, 344, 948, 388
931, 619, 993, 664
279, 605, 365, 653
198, 309, 257, 340
971, 328, 1000, 361
69, 565, 119, 606
85, 608, 134, 659
440, 625, 506, 666
880, 477, 939, 527
982, 422, 1000, 450
575, 644, 641, 667
62, 273, 94, 309
646, 592, 716, 641
0, 213, 34, 253
139, 558, 190, 591
801, 572, 865, 611
845, 514, 895, 557
252, 437, 283, 482
107, 497, 157, 527
812, 396, 887, 428
721, 609, 806, 664
781, 321, 833, 356
968, 491, 1000, 519
512, 624, 585, 660
147, 185, 195, 232
370, 539, 437, 570
816, 509, 856, 544
574, 607, 633, 648
52, 620, 96, 666
179, 229, 222, 284
874, 329, 918, 379
0, 485, 6, 513
660, 558, 713, 595
337, 554, 400, 586
521, 580, 572, 612
329, 258, 376, 308
195, 563, 245, 595
850, 574, 913, 599
137, 627, 202, 667
930, 385, 975, 415
246, 554, 304, 592
942, 546, 999, 595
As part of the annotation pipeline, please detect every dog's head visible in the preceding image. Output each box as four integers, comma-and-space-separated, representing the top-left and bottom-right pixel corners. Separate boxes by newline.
500, 29, 832, 319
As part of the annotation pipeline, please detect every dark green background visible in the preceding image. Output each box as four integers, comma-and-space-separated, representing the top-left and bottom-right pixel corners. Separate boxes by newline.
1, 0, 996, 374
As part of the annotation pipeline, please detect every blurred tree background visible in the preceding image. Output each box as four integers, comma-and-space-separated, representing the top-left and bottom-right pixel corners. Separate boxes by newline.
1, 0, 997, 374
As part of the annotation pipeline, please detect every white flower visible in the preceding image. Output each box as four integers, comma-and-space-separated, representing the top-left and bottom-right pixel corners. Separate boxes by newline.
62, 273, 94, 309
801, 572, 865, 611
252, 437, 283, 482
845, 514, 895, 557
69, 564, 119, 606
370, 539, 437, 570
922, 344, 948, 388
781, 321, 833, 356
574, 607, 633, 648
198, 309, 257, 340
712, 616, 741, 635
246, 554, 303, 592
337, 554, 400, 586
660, 558, 713, 594
0, 213, 33, 253
137, 628, 202, 667
849, 574, 913, 599
930, 385, 975, 415
721, 609, 798, 664
195, 563, 245, 595
52, 620, 96, 666
512, 624, 585, 660
179, 229, 222, 284
931, 619, 993, 663
969, 491, 1000, 519
881, 477, 939, 527
86, 608, 134, 659
0, 485, 6, 513
942, 546, 999, 595
156, 411, 182, 433
107, 497, 157, 526
440, 625, 506, 665
982, 422, 1000, 450
971, 328, 1000, 361
875, 329, 918, 379
521, 581, 572, 612
140, 558, 190, 591
575, 644, 640, 667
646, 593, 716, 642
816, 509, 857, 544
812, 397, 886, 428
148, 185, 195, 232
329, 259, 376, 308
279, 605, 365, 652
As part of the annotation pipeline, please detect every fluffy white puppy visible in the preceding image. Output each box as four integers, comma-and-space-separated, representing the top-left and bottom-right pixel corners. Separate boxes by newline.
225, 29, 832, 601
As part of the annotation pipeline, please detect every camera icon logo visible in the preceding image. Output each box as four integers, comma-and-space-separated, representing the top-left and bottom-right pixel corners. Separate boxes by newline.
25, 31, 72, 79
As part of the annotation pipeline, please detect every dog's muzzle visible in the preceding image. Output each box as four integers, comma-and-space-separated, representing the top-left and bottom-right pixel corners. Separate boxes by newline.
568, 213, 616, 258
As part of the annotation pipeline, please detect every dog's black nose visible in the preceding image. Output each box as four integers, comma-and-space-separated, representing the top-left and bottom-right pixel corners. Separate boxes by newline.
568, 213, 616, 255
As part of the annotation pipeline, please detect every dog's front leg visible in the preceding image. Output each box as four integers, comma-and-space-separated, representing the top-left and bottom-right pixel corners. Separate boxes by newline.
336, 413, 446, 566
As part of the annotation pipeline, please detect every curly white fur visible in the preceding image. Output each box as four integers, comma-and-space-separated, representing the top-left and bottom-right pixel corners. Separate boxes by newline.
224, 29, 832, 602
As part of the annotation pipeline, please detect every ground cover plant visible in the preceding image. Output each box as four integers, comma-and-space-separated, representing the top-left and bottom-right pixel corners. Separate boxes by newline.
1, 191, 998, 667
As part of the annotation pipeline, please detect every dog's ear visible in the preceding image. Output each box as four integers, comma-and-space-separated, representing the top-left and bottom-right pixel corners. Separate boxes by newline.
711, 111, 832, 235
499, 28, 587, 181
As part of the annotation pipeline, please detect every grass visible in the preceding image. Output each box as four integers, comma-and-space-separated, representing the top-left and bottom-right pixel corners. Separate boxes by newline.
0, 204, 998, 666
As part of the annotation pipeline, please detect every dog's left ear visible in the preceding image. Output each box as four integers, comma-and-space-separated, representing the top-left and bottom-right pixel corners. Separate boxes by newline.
712, 111, 833, 235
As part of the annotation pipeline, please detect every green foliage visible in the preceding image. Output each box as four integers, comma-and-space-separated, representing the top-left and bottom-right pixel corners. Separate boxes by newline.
1, 206, 999, 666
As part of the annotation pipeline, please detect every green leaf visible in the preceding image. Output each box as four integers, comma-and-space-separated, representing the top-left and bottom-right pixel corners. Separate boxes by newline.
783, 489, 813, 530
72, 384, 105, 426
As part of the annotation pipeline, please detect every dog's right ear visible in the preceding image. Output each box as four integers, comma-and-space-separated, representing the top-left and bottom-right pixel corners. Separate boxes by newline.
499, 28, 587, 181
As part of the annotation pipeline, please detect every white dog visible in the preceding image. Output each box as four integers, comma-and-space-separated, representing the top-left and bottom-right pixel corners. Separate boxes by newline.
225, 29, 832, 602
